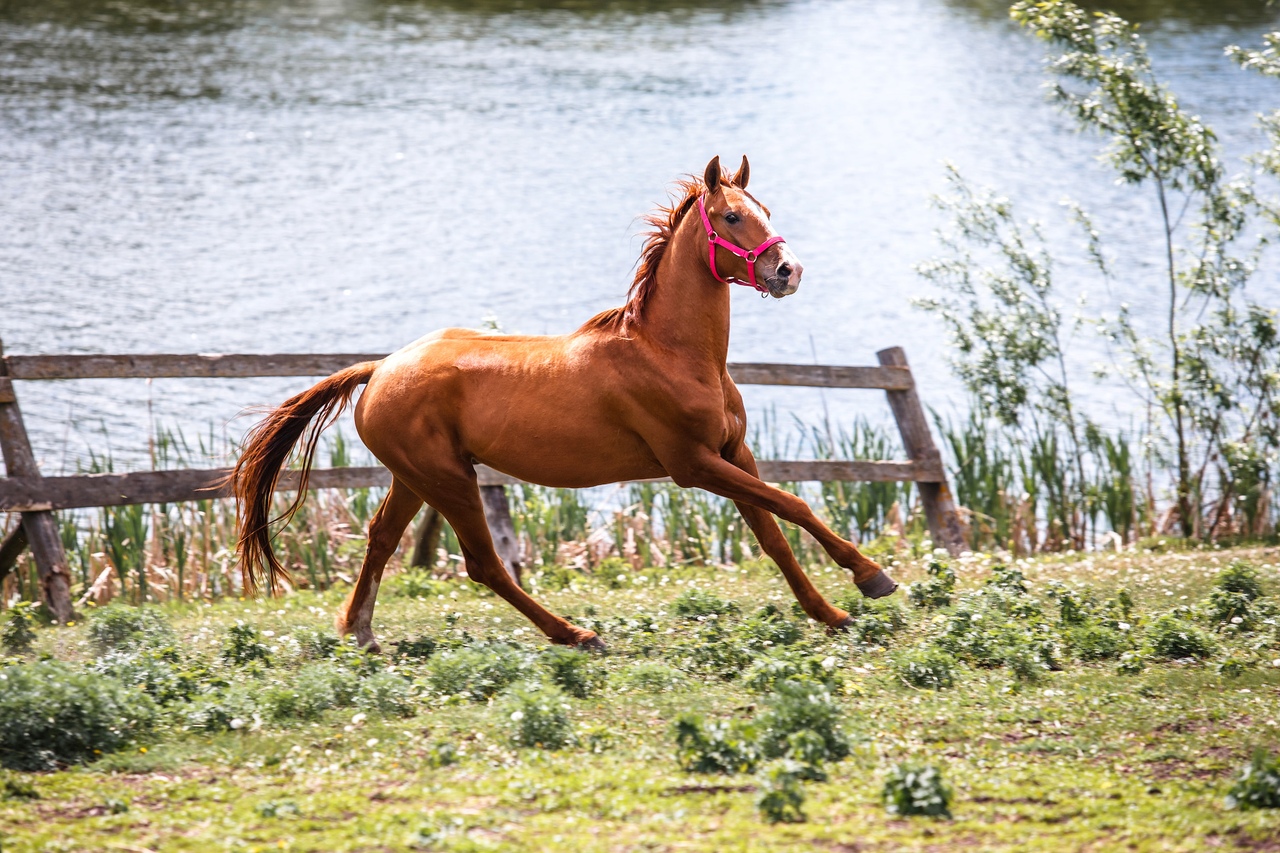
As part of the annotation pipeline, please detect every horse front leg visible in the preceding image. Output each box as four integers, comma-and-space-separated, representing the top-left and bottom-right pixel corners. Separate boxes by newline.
336, 478, 423, 652
667, 446, 897, 598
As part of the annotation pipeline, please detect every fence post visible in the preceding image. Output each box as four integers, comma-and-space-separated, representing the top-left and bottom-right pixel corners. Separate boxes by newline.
0, 338, 74, 622
481, 485, 523, 588
410, 507, 443, 569
876, 347, 967, 557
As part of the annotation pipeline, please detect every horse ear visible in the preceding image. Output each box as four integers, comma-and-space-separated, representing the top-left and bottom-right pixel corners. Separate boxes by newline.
732, 155, 749, 189
703, 156, 721, 193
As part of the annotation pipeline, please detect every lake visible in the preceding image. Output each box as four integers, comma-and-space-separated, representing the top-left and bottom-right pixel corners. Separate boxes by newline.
2, 0, 1277, 472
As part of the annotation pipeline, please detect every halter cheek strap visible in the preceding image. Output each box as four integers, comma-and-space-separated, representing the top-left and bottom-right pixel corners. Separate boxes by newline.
697, 195, 786, 295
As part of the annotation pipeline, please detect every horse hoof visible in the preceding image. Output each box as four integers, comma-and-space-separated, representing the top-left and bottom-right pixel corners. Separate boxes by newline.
829, 614, 856, 634
576, 636, 607, 654
856, 570, 898, 599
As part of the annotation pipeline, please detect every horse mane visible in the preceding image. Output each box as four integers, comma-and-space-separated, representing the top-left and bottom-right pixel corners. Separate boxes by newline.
583, 172, 733, 335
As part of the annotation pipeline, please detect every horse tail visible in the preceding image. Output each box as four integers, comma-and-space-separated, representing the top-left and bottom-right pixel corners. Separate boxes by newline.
231, 361, 379, 594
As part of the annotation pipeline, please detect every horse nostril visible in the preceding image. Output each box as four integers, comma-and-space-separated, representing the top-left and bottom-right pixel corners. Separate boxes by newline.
777, 263, 792, 279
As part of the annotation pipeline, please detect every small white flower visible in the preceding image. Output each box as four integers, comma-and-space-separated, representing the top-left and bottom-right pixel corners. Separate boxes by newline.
510, 711, 524, 722
821, 656, 837, 670
351, 712, 367, 725
1118, 622, 1131, 631
229, 718, 244, 730
1231, 616, 1244, 624
1272, 659, 1280, 668
366, 738, 379, 748
262, 630, 275, 637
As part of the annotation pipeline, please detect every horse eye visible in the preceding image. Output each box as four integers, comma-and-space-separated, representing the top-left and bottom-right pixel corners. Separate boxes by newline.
724, 212, 741, 225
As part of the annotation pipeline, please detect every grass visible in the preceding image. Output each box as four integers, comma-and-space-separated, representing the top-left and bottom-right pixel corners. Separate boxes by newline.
2, 544, 1279, 851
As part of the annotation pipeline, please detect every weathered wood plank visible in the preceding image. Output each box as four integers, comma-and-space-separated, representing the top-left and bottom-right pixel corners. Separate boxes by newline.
4, 353, 912, 390
5, 353, 386, 381
728, 363, 913, 390
0, 459, 938, 513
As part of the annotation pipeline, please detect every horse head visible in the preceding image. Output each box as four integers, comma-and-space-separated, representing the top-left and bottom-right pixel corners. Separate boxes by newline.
700, 155, 803, 298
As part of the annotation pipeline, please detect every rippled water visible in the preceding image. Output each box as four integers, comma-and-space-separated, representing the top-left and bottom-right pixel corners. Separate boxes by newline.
2, 0, 1277, 471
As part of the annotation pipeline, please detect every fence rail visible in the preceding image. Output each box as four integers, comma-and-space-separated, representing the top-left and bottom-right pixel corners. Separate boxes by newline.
0, 344, 965, 623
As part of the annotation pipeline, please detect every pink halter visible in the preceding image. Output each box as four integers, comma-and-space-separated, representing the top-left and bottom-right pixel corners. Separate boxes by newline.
697, 195, 786, 295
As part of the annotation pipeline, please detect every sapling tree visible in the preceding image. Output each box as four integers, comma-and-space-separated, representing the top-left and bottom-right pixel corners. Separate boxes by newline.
1009, 0, 1279, 538
917, 0, 1280, 546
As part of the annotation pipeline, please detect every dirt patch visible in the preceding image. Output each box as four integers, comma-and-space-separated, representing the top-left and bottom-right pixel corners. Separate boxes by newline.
1144, 757, 1219, 780
969, 795, 1057, 806
662, 784, 757, 796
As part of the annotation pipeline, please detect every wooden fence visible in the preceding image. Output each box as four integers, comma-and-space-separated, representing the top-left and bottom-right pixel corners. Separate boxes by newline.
0, 343, 965, 622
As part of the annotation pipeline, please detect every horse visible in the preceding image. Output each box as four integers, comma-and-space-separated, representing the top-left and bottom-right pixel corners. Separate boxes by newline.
231, 155, 898, 653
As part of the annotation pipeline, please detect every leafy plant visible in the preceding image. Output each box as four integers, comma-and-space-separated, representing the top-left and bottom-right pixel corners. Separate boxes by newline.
1226, 750, 1280, 810
909, 561, 956, 610
756, 760, 807, 824
672, 714, 760, 775
756, 680, 850, 763
1146, 613, 1217, 660
0, 661, 157, 770
502, 684, 573, 750
221, 623, 272, 666
882, 762, 952, 818
540, 646, 605, 699
87, 604, 173, 653
426, 644, 525, 702
2, 602, 38, 656
894, 645, 957, 689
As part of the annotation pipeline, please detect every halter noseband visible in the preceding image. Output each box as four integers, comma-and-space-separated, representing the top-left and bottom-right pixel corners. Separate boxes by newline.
697, 195, 786, 296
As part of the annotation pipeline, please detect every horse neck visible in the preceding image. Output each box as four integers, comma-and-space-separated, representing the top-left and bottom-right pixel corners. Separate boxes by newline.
637, 210, 732, 366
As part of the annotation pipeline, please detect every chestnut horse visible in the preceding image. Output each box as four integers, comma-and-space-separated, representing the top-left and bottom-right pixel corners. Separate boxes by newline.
232, 156, 897, 652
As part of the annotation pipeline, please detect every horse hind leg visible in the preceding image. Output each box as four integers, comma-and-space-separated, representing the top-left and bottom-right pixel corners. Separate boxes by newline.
336, 478, 423, 652
419, 468, 602, 648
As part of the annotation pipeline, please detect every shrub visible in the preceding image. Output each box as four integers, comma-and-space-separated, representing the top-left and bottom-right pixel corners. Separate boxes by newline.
743, 650, 841, 694
183, 685, 259, 733
894, 646, 956, 689
427, 741, 458, 767
908, 561, 956, 610
849, 603, 909, 647
1, 771, 39, 800
222, 623, 272, 666
356, 672, 416, 718
1226, 750, 1280, 810
1065, 623, 1126, 662
2, 602, 38, 656
1146, 614, 1216, 660
612, 662, 684, 693
294, 627, 340, 660
92, 647, 215, 705
757, 680, 850, 762
756, 760, 807, 824
781, 730, 830, 782
673, 714, 760, 774
672, 621, 754, 681
671, 589, 739, 619
392, 635, 438, 661
540, 646, 605, 699
936, 585, 1060, 673
0, 661, 157, 770
86, 604, 172, 652
502, 684, 573, 749
987, 565, 1029, 594
733, 606, 805, 650
1216, 562, 1264, 601
882, 762, 952, 818
426, 644, 525, 701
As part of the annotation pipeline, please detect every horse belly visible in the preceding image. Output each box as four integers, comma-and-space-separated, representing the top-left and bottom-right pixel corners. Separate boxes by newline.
474, 425, 666, 489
